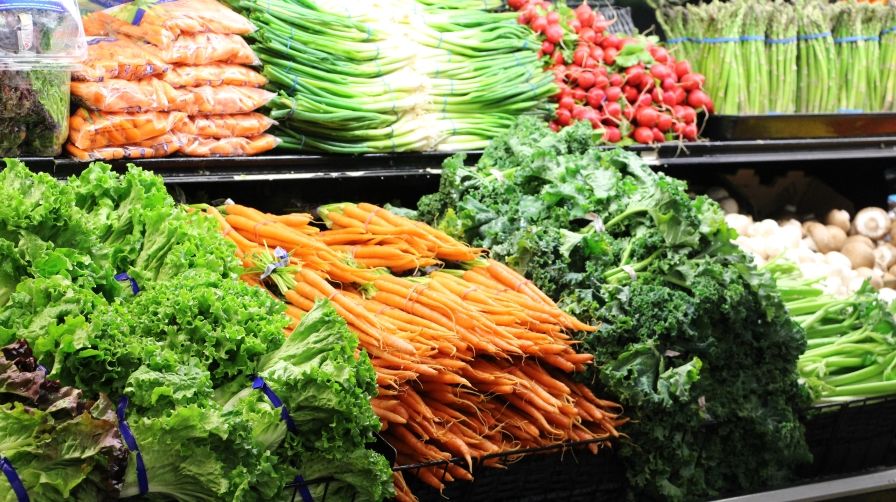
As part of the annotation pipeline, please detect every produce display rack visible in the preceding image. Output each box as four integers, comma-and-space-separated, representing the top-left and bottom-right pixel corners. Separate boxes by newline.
12, 136, 896, 186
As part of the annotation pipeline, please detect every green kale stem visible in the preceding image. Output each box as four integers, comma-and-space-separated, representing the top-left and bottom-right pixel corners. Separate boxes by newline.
604, 207, 649, 230
603, 249, 662, 283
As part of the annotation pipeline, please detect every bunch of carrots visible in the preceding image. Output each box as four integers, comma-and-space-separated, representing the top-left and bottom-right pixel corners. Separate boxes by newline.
203, 201, 625, 501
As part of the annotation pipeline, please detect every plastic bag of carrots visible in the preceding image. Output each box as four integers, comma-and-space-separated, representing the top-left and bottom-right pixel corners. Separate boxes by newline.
156, 33, 259, 65
177, 134, 279, 157
72, 78, 183, 112
74, 36, 170, 82
160, 64, 267, 88
72, 80, 273, 114
68, 109, 186, 149
177, 86, 275, 115
83, 0, 255, 49
66, 132, 182, 160
173, 113, 275, 138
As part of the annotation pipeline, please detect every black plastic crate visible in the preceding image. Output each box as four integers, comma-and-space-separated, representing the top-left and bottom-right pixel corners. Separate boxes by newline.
801, 396, 896, 478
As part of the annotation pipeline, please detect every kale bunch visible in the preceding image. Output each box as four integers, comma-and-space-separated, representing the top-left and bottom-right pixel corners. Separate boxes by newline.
418, 117, 810, 500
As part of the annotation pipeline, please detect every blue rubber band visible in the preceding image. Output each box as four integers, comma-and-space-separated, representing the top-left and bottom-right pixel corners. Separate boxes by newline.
884, 26, 896, 36
697, 36, 740, 44
260, 247, 289, 280
114, 272, 140, 295
798, 32, 831, 41
834, 35, 878, 43
767, 37, 797, 44
666, 37, 688, 44
0, 457, 29, 502
292, 475, 314, 502
436, 33, 444, 49
116, 397, 148, 496
252, 377, 297, 433
740, 35, 765, 42
837, 108, 864, 114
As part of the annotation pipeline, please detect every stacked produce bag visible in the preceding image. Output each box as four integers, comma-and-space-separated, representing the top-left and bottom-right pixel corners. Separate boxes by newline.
67, 0, 277, 159
0, 0, 86, 156
653, 0, 896, 114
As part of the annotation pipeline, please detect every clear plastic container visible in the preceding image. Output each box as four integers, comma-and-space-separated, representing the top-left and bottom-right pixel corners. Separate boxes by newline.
0, 0, 86, 156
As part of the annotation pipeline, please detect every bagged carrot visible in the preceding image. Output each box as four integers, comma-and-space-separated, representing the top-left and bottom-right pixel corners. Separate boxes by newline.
173, 113, 275, 138
74, 36, 170, 82
177, 133, 279, 156
156, 33, 259, 65
83, 0, 255, 49
161, 64, 268, 88
66, 132, 182, 160
175, 86, 275, 115
68, 109, 186, 149
72, 78, 183, 112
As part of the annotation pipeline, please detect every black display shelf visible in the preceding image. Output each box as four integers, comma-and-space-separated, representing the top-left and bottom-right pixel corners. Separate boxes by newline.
15, 136, 896, 184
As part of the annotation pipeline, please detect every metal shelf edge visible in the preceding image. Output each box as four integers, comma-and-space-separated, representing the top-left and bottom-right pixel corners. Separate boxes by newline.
714, 467, 896, 502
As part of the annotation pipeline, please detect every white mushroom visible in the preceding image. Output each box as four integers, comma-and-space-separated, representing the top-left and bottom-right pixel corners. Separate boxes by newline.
825, 209, 851, 233
807, 224, 847, 253
842, 242, 876, 269
874, 243, 896, 270
851, 207, 891, 240
718, 197, 739, 214
844, 234, 875, 250
749, 219, 779, 238
725, 213, 752, 236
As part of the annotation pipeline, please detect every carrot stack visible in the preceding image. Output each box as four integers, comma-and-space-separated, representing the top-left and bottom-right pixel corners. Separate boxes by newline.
207, 202, 625, 501
68, 0, 278, 160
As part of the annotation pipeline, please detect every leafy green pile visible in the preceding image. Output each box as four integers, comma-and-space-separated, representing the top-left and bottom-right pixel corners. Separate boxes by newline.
417, 118, 810, 500
0, 159, 391, 501
0, 339, 127, 502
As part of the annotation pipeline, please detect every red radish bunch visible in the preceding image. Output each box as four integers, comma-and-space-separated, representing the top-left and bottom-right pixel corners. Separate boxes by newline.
511, 1, 713, 144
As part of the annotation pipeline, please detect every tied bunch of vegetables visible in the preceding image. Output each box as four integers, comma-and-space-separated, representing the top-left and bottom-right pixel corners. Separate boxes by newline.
0, 160, 392, 501
509, 1, 712, 144
417, 117, 810, 501
234, 0, 554, 153
655, 0, 895, 114
766, 260, 896, 401
208, 201, 624, 500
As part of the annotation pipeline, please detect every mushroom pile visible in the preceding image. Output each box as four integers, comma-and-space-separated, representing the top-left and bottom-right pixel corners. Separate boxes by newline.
725, 207, 896, 302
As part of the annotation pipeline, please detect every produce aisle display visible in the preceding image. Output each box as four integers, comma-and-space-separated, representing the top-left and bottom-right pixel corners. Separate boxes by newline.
4, 0, 896, 501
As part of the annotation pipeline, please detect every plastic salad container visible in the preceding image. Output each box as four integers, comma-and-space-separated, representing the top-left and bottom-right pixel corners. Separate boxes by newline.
0, 0, 86, 156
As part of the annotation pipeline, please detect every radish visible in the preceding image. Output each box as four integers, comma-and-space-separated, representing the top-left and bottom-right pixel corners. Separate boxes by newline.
636, 107, 659, 128
608, 74, 623, 87
656, 113, 673, 132
556, 108, 572, 126
636, 94, 653, 107
604, 47, 617, 65
546, 11, 560, 23
634, 126, 654, 144
663, 90, 677, 106
683, 123, 698, 140
545, 24, 564, 44
580, 28, 596, 44
573, 48, 588, 66
549, 121, 560, 132
652, 128, 664, 143
625, 66, 646, 87
584, 57, 598, 69
573, 88, 587, 101
603, 126, 622, 142
551, 50, 564, 65
623, 85, 638, 103
586, 87, 606, 108
674, 60, 692, 78
623, 103, 636, 121
594, 75, 609, 89
606, 86, 622, 102
603, 34, 621, 50
660, 77, 677, 91
576, 3, 595, 27
679, 106, 697, 124
672, 87, 687, 105
687, 89, 711, 110
590, 46, 604, 62
605, 101, 622, 119
559, 96, 575, 111
508, 0, 526, 9
650, 64, 672, 81
649, 46, 670, 64
572, 105, 587, 120
578, 71, 596, 90
542, 41, 555, 54
531, 16, 548, 33
568, 18, 581, 32
679, 73, 704, 91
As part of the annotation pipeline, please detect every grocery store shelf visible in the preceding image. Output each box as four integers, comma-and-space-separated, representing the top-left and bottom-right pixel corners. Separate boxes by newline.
14, 137, 896, 183
45, 152, 476, 184
634, 137, 896, 167
715, 468, 896, 502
